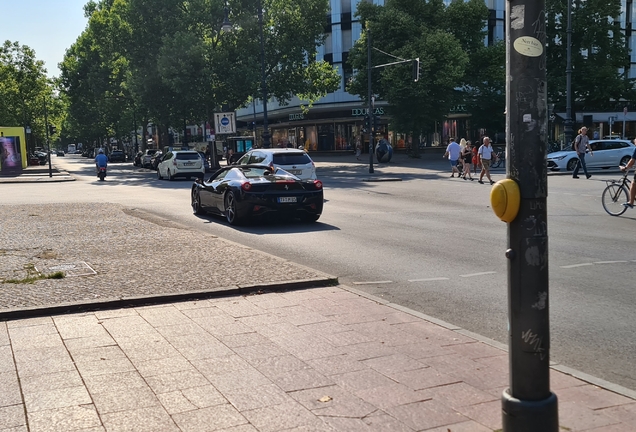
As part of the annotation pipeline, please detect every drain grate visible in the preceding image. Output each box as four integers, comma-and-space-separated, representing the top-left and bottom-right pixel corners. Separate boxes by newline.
37, 261, 97, 277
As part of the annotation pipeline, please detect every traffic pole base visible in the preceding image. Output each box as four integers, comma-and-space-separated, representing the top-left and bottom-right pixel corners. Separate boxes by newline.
502, 388, 558, 432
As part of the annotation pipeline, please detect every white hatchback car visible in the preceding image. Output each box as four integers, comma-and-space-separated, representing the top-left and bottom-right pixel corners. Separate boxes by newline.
547, 139, 636, 172
236, 148, 317, 180
157, 150, 205, 180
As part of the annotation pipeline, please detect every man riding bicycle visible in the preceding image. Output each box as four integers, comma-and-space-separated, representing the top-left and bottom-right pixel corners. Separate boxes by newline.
619, 140, 636, 209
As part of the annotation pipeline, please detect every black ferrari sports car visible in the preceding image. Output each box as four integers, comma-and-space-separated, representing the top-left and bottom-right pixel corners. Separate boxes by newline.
191, 165, 323, 225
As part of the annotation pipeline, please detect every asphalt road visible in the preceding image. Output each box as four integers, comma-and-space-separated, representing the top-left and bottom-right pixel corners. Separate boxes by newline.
6, 154, 636, 391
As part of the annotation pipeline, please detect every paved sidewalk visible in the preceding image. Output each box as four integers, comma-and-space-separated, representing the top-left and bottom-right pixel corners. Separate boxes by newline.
0, 165, 74, 183
2, 286, 636, 432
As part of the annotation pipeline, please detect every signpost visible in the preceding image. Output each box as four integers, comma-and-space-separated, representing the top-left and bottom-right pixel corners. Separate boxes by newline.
608, 116, 617, 139
623, 107, 627, 139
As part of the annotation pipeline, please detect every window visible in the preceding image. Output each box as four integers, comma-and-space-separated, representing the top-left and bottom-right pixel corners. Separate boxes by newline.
175, 152, 200, 160
272, 153, 311, 165
249, 152, 267, 164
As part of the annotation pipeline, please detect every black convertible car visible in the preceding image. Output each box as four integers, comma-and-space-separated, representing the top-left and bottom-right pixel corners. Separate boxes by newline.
191, 165, 323, 225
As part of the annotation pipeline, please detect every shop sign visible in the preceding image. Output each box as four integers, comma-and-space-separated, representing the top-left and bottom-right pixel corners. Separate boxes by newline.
289, 113, 304, 121
450, 105, 467, 113
351, 107, 384, 117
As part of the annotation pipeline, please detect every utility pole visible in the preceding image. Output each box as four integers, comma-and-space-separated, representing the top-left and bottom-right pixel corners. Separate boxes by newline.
564, 0, 573, 149
502, 0, 558, 430
43, 98, 53, 178
367, 20, 374, 174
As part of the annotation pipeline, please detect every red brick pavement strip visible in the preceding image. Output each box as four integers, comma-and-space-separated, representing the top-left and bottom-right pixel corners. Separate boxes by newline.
1, 285, 636, 431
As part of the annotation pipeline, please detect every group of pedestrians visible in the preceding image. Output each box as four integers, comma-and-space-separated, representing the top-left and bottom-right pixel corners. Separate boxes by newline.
444, 136, 496, 184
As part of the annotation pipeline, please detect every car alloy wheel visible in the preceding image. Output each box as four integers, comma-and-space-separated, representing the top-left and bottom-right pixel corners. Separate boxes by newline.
192, 190, 204, 215
566, 158, 579, 171
224, 191, 242, 225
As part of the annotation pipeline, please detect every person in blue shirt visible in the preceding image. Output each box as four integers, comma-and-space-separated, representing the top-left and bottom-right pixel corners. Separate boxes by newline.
620, 143, 636, 209
95, 148, 108, 176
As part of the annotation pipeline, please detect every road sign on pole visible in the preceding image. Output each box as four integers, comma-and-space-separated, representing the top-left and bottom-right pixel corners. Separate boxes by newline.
214, 112, 236, 135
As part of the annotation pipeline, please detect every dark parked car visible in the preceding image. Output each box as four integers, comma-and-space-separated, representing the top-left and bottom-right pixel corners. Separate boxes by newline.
197, 152, 211, 172
55, 150, 65, 156
150, 151, 163, 170
191, 165, 323, 225
109, 150, 126, 162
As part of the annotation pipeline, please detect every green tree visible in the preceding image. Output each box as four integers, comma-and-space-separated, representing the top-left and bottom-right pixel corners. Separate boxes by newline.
0, 41, 58, 150
347, 0, 494, 155
546, 0, 636, 113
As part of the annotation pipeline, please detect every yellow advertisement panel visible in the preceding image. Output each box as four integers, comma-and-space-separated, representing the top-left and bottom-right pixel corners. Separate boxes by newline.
0, 127, 28, 172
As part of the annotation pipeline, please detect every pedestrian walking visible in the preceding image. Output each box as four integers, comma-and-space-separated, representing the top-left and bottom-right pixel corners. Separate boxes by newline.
478, 136, 495, 184
472, 142, 480, 175
573, 126, 593, 179
443, 137, 461, 177
355, 137, 362, 160
461, 141, 474, 180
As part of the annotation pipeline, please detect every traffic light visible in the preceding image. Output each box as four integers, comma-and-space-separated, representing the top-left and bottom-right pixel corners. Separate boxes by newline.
373, 114, 381, 131
363, 114, 371, 132
48, 124, 57, 135
412, 57, 420, 82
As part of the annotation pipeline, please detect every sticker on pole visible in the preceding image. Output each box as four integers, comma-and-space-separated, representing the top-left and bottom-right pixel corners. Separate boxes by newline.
513, 37, 543, 57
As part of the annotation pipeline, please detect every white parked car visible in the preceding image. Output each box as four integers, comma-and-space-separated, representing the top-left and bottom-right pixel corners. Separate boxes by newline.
157, 150, 205, 180
547, 139, 636, 172
236, 148, 317, 180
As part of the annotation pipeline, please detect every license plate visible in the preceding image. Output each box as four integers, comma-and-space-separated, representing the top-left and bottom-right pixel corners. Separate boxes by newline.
278, 197, 297, 203
183, 162, 194, 166
289, 170, 302, 175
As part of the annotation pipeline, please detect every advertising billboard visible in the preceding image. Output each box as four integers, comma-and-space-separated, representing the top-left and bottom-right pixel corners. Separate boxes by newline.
0, 127, 28, 173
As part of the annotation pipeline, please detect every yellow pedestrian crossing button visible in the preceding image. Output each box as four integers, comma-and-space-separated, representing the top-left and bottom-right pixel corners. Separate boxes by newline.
490, 179, 520, 223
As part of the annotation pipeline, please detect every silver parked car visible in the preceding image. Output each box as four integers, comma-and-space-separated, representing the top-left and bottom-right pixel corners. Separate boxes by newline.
547, 139, 636, 172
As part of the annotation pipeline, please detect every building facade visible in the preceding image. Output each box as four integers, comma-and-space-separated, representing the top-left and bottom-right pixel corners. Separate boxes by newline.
236, 0, 636, 150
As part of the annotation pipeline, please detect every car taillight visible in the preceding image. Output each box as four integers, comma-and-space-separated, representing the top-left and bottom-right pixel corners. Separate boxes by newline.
313, 180, 322, 189
241, 182, 252, 191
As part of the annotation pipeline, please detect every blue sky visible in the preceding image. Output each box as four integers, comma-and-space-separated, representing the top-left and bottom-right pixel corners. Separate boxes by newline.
1, 0, 89, 78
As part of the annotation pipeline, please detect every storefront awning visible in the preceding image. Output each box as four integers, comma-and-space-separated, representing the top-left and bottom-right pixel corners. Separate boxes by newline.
555, 112, 636, 123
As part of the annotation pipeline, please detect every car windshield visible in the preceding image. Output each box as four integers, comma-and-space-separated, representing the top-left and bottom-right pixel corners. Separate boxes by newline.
241, 167, 271, 178
272, 153, 311, 165
175, 153, 200, 160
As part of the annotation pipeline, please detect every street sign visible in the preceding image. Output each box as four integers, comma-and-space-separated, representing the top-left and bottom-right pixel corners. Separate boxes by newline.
214, 112, 236, 134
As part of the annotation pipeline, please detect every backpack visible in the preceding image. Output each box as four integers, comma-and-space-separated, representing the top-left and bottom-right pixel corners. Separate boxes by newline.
572, 135, 581, 151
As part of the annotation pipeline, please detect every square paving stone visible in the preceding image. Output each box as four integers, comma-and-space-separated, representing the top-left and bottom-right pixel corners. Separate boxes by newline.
53, 316, 105, 340
67, 345, 127, 363
191, 355, 252, 376
0, 323, 9, 346
455, 400, 502, 431
355, 382, 431, 410
386, 399, 469, 431
137, 306, 190, 327
145, 369, 210, 395
27, 404, 102, 432
223, 383, 291, 412
269, 367, 334, 392
157, 391, 198, 415
134, 356, 195, 378
91, 385, 160, 414
83, 371, 148, 394
0, 404, 26, 429
418, 382, 499, 409
390, 366, 461, 391
74, 357, 136, 377
19, 370, 84, 394
250, 355, 310, 377
171, 404, 248, 432
241, 400, 320, 432
306, 354, 366, 376
289, 385, 377, 418
24, 386, 92, 412
362, 412, 416, 432
558, 400, 621, 431
231, 343, 290, 363
101, 406, 179, 432
207, 366, 271, 393
362, 354, 427, 376
181, 384, 227, 408
330, 368, 396, 393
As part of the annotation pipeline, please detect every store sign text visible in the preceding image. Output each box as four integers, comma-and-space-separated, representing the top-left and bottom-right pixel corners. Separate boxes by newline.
289, 114, 305, 121
351, 108, 384, 117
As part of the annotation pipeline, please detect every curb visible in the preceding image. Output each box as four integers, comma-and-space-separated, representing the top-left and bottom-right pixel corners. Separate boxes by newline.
0, 276, 338, 322
338, 284, 636, 402
362, 177, 403, 182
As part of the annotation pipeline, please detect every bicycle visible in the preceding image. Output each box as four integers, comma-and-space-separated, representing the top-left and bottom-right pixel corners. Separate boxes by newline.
491, 150, 505, 168
601, 167, 632, 216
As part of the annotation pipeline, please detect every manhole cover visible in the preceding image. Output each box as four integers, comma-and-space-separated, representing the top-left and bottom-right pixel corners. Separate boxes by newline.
37, 261, 97, 277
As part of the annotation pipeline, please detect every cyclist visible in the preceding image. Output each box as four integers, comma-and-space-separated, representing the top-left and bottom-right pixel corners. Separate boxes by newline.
620, 141, 636, 209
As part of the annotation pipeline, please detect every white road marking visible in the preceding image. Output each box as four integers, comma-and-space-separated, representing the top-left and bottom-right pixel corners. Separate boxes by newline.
459, 271, 496, 278
408, 277, 450, 282
560, 263, 594, 269
593, 261, 629, 265
352, 280, 393, 285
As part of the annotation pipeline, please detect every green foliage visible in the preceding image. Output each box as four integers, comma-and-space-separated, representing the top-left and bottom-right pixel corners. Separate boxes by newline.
0, 41, 60, 148
546, 0, 636, 111
346, 0, 497, 142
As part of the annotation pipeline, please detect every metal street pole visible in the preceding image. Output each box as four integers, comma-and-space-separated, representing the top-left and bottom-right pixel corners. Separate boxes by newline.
133, 107, 139, 155
564, 0, 574, 149
502, 0, 558, 430
258, 0, 270, 148
43, 98, 53, 178
367, 21, 374, 174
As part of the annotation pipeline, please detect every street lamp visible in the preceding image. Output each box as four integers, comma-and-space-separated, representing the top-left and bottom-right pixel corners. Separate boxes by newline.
257, 0, 270, 148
